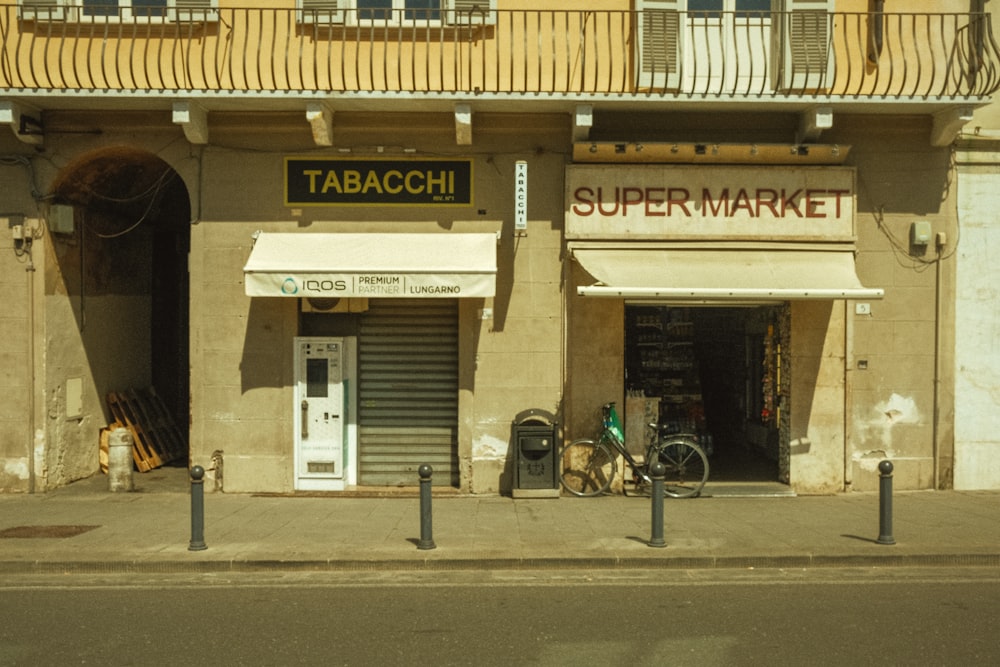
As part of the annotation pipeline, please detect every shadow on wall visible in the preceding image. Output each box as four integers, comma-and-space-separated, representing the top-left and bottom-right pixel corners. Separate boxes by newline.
241, 296, 296, 393
787, 300, 832, 451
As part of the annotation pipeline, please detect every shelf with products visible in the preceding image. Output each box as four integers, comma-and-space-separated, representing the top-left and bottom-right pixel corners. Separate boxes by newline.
625, 306, 706, 444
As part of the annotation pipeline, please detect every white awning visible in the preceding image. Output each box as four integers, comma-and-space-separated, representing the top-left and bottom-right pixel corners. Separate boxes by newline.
573, 245, 884, 301
244, 232, 497, 298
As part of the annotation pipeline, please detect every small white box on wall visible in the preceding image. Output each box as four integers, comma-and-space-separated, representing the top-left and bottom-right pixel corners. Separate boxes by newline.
910, 220, 932, 246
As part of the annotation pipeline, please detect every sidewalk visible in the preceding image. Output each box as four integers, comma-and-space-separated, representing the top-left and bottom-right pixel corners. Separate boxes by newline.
0, 469, 998, 574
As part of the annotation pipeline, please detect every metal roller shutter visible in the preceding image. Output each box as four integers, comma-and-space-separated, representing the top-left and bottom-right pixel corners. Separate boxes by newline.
358, 299, 459, 486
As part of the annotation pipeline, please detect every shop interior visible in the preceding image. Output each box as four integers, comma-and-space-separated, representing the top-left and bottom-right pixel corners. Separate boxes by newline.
624, 304, 785, 484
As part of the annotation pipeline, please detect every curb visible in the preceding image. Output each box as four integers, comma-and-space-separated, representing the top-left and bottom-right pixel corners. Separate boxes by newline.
1, 553, 998, 575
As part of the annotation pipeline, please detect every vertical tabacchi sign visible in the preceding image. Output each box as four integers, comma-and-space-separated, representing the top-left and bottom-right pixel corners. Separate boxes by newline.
285, 158, 473, 206
514, 161, 528, 231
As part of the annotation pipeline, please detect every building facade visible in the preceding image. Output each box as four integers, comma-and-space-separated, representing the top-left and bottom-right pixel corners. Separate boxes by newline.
1, 0, 998, 494
954, 49, 1000, 491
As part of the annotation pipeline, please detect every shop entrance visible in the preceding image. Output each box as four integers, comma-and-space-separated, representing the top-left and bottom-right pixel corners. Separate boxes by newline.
47, 146, 190, 487
300, 298, 460, 488
625, 304, 786, 483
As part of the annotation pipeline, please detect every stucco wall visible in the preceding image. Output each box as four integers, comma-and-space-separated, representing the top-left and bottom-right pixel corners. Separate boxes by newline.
951, 17, 1000, 490
839, 118, 955, 491
954, 165, 1000, 489
189, 221, 297, 493
788, 300, 847, 495
0, 154, 36, 492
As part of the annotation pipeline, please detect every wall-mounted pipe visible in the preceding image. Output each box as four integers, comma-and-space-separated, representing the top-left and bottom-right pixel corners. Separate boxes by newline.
868, 0, 885, 65
26, 224, 36, 493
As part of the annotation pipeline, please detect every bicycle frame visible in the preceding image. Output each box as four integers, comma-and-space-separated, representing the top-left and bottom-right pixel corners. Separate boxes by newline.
559, 401, 709, 498
601, 402, 703, 488
598, 403, 647, 482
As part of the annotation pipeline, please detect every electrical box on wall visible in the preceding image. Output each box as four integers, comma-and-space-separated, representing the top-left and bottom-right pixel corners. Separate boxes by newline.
49, 204, 75, 234
910, 220, 932, 246
5, 215, 25, 239
301, 298, 369, 314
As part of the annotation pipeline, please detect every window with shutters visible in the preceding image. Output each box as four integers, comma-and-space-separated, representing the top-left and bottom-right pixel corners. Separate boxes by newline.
298, 0, 496, 27
19, 0, 217, 22
636, 0, 683, 90
774, 0, 833, 91
635, 0, 831, 93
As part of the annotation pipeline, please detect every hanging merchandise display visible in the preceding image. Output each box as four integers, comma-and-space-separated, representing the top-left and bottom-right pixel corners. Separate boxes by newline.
761, 323, 780, 427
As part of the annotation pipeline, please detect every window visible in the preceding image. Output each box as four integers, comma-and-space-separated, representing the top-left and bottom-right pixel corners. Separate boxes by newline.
775, 0, 833, 90
635, 0, 832, 92
359, 0, 440, 23
635, 0, 683, 90
688, 0, 771, 18
83, 0, 167, 20
297, 0, 496, 27
19, 0, 218, 22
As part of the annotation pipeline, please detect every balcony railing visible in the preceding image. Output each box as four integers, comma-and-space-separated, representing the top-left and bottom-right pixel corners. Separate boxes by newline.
2, 6, 998, 101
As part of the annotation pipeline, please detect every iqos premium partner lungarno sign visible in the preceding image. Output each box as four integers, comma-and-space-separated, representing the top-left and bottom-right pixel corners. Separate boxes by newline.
285, 157, 473, 206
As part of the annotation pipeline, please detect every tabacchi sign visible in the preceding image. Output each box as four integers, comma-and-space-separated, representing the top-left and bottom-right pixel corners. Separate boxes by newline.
285, 157, 473, 206
565, 165, 856, 241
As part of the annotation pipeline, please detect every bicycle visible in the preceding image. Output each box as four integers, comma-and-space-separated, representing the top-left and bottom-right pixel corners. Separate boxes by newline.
560, 402, 709, 498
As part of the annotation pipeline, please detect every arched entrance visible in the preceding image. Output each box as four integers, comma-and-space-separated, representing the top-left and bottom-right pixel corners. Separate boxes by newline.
49, 146, 190, 479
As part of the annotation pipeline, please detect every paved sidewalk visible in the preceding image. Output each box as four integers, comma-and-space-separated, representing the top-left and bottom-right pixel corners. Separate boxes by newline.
0, 470, 997, 574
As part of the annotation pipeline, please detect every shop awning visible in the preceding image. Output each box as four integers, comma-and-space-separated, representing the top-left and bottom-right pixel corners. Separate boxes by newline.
572, 245, 884, 301
244, 232, 497, 298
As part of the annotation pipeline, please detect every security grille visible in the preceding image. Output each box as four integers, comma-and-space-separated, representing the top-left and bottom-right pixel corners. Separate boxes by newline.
358, 299, 459, 486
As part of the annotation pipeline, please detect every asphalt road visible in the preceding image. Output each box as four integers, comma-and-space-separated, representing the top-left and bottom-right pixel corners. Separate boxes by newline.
1, 568, 997, 666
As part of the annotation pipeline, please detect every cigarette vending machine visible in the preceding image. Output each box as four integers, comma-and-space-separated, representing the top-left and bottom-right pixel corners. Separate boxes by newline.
293, 337, 357, 491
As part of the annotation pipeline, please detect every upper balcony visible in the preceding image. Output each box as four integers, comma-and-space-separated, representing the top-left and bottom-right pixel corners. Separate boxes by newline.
1, 2, 998, 137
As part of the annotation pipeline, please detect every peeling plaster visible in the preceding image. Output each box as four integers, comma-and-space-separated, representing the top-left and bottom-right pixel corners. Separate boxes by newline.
874, 393, 921, 426
855, 451, 891, 474
472, 434, 509, 461
3, 459, 29, 480
853, 393, 921, 467
34, 429, 47, 485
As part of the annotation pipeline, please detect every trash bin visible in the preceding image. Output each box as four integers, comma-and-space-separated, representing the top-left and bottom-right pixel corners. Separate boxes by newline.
512, 409, 559, 498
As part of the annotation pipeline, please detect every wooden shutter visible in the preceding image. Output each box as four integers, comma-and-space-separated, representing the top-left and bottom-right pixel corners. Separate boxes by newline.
635, 0, 682, 90
174, 0, 217, 21
446, 0, 496, 26
775, 0, 832, 91
19, 0, 66, 20
20, 0, 217, 21
298, 0, 344, 24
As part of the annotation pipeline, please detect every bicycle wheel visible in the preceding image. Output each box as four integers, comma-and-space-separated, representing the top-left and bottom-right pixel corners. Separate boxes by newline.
560, 439, 616, 497
653, 437, 709, 498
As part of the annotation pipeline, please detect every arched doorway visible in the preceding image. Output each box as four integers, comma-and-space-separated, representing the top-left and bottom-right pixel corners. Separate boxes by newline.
49, 146, 190, 474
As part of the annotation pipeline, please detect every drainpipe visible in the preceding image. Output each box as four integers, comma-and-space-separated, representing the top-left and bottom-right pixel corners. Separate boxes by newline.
844, 299, 854, 492
26, 225, 36, 494
932, 234, 945, 490
868, 0, 885, 65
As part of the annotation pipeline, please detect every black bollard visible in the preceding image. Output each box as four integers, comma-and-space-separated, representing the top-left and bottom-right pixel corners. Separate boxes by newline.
188, 465, 208, 551
649, 461, 667, 548
417, 464, 436, 550
876, 459, 896, 545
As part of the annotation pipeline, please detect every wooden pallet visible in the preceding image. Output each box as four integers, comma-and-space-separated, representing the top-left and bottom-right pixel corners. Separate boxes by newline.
106, 388, 186, 472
